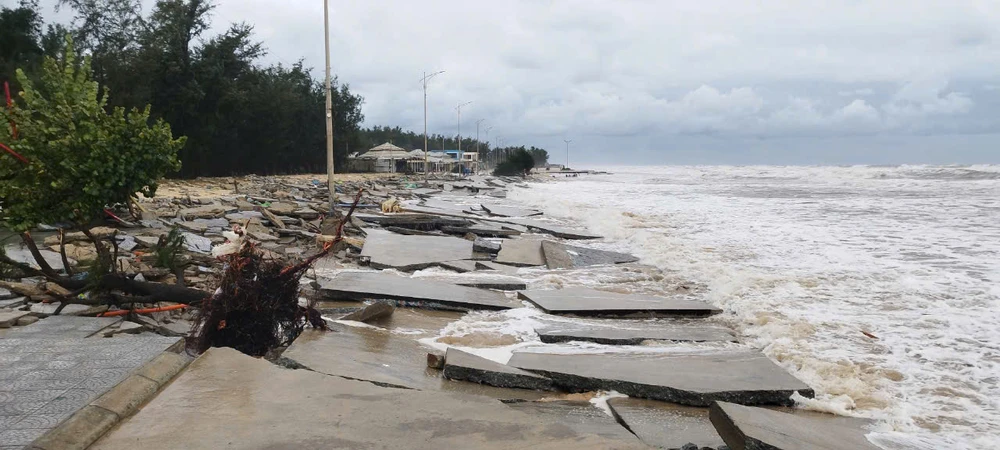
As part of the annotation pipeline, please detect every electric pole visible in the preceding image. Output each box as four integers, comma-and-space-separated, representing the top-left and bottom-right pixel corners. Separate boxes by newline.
475, 119, 485, 172
420, 70, 444, 182
323, 0, 335, 212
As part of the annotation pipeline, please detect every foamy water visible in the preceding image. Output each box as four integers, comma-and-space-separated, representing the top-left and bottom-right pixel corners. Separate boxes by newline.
503, 165, 1000, 449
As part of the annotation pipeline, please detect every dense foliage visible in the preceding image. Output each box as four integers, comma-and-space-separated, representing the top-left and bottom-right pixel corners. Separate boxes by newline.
1, 0, 364, 178
492, 148, 536, 176
0, 38, 183, 232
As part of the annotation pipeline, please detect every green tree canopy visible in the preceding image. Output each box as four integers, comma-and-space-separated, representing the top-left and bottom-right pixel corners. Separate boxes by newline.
0, 38, 183, 232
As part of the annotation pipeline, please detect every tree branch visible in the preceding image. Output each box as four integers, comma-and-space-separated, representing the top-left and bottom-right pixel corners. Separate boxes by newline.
19, 232, 59, 278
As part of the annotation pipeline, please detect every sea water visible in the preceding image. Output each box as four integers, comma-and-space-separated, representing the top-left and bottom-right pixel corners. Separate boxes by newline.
499, 165, 999, 449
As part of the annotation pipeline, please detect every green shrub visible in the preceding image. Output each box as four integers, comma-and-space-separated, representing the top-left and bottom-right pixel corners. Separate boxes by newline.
0, 37, 184, 232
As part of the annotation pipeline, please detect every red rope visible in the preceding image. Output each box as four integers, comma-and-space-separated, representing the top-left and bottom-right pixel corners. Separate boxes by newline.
0, 141, 28, 164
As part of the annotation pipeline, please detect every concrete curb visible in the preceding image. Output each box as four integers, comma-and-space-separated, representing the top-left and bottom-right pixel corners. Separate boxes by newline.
27, 350, 194, 450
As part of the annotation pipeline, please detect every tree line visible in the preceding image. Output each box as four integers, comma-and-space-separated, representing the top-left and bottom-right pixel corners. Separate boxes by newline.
1, 0, 549, 177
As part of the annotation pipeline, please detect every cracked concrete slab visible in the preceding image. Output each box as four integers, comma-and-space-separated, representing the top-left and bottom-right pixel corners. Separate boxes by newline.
318, 271, 518, 311
91, 347, 644, 450
508, 351, 814, 406
518, 287, 722, 317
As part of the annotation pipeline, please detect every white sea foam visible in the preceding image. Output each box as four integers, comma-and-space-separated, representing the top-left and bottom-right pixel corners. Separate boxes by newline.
505, 165, 1000, 449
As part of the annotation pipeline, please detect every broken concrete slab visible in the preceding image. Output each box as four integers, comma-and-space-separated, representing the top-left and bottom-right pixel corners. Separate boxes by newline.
3, 245, 75, 271
504, 218, 601, 240
133, 235, 161, 248
475, 260, 520, 275
92, 347, 643, 450
442, 223, 521, 237
480, 204, 543, 217
453, 276, 527, 291
284, 325, 545, 401
608, 397, 725, 450
339, 301, 395, 323
709, 401, 880, 450
0, 286, 13, 299
318, 271, 518, 311
436, 260, 480, 273
518, 287, 722, 317
496, 239, 546, 267
178, 204, 233, 218
355, 213, 471, 230
361, 232, 473, 271
536, 324, 737, 345
443, 348, 554, 391
473, 237, 501, 254
0, 296, 27, 309
0, 310, 29, 328
507, 400, 642, 445
541, 240, 639, 269
508, 351, 814, 406
180, 232, 213, 253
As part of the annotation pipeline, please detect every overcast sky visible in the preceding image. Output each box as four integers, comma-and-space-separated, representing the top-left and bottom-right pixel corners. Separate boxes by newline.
36, 0, 1000, 165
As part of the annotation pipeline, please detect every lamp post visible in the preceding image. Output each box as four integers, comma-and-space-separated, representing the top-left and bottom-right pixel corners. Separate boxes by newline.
455, 101, 472, 152
564, 139, 572, 170
475, 119, 485, 172
323, 0, 335, 212
420, 70, 444, 182
484, 126, 493, 169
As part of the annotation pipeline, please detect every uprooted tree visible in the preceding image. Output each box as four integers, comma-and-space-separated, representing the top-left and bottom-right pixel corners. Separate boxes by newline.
0, 36, 197, 306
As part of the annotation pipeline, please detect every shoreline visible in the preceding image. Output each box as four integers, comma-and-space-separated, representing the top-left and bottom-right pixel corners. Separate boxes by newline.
4, 171, 886, 449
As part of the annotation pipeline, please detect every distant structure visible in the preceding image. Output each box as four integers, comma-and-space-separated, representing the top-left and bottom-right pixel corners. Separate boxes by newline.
346, 142, 475, 173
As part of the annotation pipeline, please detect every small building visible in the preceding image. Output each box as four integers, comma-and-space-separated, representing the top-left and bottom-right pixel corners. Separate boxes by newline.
351, 142, 413, 173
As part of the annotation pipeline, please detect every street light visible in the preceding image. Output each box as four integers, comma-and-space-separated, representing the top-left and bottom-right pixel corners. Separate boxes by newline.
420, 70, 444, 182
323, 0, 335, 212
564, 139, 572, 169
484, 126, 493, 169
475, 119, 485, 171
455, 101, 472, 152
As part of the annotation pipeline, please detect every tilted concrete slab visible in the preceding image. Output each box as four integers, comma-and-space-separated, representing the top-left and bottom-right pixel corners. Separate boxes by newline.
318, 271, 518, 311
415, 272, 527, 291
709, 401, 880, 450
542, 241, 639, 269
536, 324, 737, 345
518, 287, 722, 317
283, 325, 546, 401
443, 348, 553, 391
442, 223, 521, 237
91, 347, 645, 450
508, 351, 814, 406
608, 397, 725, 449
355, 213, 471, 230
480, 204, 543, 217
507, 400, 642, 445
436, 260, 480, 273
361, 231, 473, 271
476, 260, 520, 274
503, 218, 601, 240
496, 239, 546, 267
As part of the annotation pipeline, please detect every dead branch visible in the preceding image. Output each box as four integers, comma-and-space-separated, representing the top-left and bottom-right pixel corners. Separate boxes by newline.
58, 229, 74, 277
19, 232, 58, 279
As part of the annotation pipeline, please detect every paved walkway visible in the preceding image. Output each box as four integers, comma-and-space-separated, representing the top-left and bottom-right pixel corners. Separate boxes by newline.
0, 317, 179, 449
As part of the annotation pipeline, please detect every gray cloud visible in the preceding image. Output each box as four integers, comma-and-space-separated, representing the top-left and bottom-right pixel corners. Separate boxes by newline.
36, 0, 1000, 164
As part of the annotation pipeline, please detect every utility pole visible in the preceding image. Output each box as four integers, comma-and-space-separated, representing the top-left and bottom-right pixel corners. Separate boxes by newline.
323, 0, 335, 213
564, 139, 572, 169
484, 126, 493, 169
420, 70, 444, 182
455, 101, 472, 153
475, 119, 485, 168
